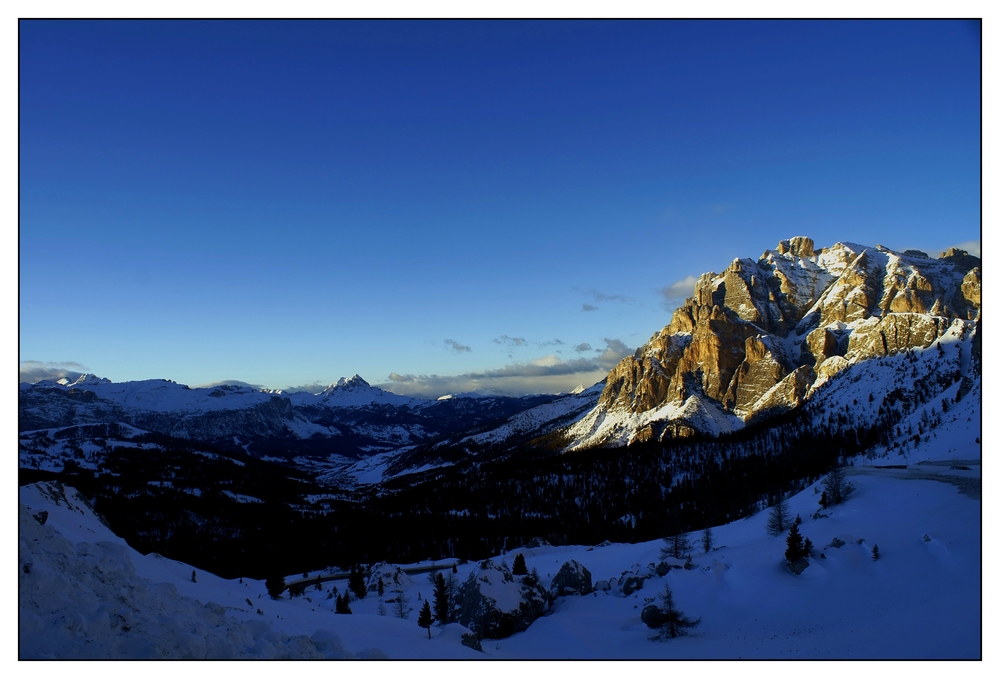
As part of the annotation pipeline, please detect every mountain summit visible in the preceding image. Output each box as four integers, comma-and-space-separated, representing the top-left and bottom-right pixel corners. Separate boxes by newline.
563, 238, 980, 448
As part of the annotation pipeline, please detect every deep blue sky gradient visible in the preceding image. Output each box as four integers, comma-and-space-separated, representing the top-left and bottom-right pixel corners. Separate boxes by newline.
19, 20, 981, 394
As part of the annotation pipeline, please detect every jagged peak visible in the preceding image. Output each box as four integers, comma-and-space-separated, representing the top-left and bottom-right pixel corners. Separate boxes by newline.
68, 373, 111, 387
323, 374, 372, 393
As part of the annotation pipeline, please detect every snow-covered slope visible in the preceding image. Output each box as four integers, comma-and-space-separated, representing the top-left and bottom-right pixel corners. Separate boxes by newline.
21, 400, 980, 658
18, 483, 386, 659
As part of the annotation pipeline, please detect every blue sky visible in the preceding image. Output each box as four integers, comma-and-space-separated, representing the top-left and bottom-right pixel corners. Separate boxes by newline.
19, 20, 981, 396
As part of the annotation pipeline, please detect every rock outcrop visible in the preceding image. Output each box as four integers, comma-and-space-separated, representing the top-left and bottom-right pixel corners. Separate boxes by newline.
454, 559, 549, 640
563, 238, 981, 448
548, 560, 593, 598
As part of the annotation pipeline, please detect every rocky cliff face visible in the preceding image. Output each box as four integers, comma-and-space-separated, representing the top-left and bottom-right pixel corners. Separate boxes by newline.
564, 238, 980, 448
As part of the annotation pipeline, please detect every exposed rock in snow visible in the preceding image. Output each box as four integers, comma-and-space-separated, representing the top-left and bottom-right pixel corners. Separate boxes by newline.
560, 238, 981, 450
549, 559, 593, 598
454, 559, 549, 640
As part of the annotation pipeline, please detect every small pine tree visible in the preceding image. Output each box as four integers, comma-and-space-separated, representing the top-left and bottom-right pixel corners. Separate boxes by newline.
393, 592, 411, 619
377, 577, 385, 597
335, 594, 352, 614
871, 544, 880, 561
702, 526, 714, 553
819, 490, 829, 508
660, 532, 692, 560
767, 498, 790, 536
433, 572, 450, 624
265, 574, 285, 599
512, 553, 528, 575
824, 466, 847, 505
191, 570, 197, 583
452, 563, 458, 574
418, 600, 433, 639
348, 565, 367, 600
784, 522, 806, 564
652, 582, 701, 640
377, 600, 387, 616
803, 537, 813, 557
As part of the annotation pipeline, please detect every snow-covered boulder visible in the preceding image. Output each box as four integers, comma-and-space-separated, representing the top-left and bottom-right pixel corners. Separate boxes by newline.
788, 557, 810, 575
367, 562, 412, 592
613, 563, 656, 596
549, 559, 593, 598
454, 559, 549, 640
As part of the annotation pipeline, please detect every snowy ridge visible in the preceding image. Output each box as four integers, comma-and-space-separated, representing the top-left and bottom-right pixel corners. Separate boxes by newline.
459, 381, 605, 447
290, 374, 423, 408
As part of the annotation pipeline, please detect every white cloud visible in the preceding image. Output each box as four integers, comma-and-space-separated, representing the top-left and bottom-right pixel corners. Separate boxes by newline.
494, 335, 527, 347
443, 339, 472, 353
19, 360, 89, 384
195, 379, 266, 390
660, 275, 699, 302
379, 339, 632, 397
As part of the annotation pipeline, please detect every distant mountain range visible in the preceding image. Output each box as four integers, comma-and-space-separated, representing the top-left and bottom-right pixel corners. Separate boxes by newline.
19, 237, 980, 487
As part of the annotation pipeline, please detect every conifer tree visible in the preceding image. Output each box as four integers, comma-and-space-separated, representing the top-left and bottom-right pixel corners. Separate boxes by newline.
191, 570, 197, 583
660, 532, 692, 560
701, 526, 714, 553
377, 577, 385, 597
652, 582, 701, 640
433, 572, 450, 624
767, 498, 790, 536
393, 592, 411, 619
784, 522, 806, 564
418, 600, 433, 639
824, 466, 847, 505
348, 564, 367, 600
265, 573, 285, 600
512, 553, 528, 575
871, 544, 880, 561
335, 594, 352, 614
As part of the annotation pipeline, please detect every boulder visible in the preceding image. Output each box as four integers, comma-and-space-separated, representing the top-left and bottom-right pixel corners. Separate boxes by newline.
454, 559, 549, 640
460, 633, 483, 652
622, 575, 648, 596
641, 604, 668, 629
549, 560, 593, 598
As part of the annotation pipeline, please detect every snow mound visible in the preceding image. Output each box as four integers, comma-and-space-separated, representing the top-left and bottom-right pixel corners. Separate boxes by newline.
18, 504, 347, 658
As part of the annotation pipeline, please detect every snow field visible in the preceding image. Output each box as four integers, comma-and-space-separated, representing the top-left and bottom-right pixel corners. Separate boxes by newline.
20, 423, 980, 660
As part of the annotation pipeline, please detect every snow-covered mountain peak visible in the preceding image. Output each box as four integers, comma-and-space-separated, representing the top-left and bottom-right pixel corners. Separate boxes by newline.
56, 373, 112, 387
332, 374, 371, 390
